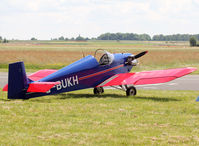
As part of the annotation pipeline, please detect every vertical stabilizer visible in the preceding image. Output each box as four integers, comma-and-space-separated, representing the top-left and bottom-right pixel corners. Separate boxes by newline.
8, 62, 29, 99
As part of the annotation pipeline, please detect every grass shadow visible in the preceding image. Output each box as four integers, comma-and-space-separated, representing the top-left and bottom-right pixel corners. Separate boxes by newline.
4, 94, 181, 103
134, 96, 181, 102
58, 93, 126, 99
0, 98, 11, 102
58, 93, 180, 102
28, 93, 181, 103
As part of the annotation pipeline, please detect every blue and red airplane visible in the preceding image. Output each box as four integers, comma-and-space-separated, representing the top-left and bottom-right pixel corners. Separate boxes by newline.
2, 49, 196, 99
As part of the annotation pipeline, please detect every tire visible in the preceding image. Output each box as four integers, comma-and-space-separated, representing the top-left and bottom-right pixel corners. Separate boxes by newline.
93, 87, 104, 94
126, 86, 137, 96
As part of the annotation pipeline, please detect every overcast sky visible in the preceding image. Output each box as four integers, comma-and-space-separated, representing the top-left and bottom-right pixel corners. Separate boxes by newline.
0, 0, 199, 40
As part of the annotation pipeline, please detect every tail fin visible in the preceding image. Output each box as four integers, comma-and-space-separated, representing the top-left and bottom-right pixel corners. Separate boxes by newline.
8, 62, 29, 99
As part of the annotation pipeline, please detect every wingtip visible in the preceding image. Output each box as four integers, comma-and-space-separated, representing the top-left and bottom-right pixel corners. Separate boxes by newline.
2, 84, 8, 91
187, 67, 197, 72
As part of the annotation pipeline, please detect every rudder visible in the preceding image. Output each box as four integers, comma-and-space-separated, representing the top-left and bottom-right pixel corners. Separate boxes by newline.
8, 62, 29, 99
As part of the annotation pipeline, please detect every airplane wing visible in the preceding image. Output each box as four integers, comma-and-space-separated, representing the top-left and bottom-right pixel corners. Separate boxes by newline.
97, 67, 196, 87
28, 69, 57, 81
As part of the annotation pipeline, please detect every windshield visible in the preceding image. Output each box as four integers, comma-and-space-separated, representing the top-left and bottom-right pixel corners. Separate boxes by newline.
94, 49, 114, 65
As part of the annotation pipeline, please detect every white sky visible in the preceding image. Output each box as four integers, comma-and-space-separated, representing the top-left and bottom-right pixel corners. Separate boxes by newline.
0, 0, 199, 40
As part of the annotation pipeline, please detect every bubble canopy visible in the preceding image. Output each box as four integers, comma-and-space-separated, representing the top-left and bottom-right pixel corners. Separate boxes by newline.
94, 49, 114, 65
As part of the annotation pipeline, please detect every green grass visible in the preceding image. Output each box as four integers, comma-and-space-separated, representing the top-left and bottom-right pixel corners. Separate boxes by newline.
1, 89, 199, 145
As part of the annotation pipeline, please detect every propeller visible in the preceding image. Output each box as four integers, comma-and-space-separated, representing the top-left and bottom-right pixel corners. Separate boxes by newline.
134, 51, 148, 59
125, 51, 148, 66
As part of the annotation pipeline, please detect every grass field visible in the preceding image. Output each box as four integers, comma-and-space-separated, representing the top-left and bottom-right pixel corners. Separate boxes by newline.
0, 40, 198, 73
0, 89, 199, 145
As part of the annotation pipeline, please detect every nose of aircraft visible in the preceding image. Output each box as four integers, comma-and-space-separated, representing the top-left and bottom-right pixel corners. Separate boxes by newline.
125, 55, 137, 66
125, 51, 148, 66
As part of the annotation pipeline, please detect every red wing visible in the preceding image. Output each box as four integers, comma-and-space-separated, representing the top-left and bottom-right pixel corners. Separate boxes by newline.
28, 69, 57, 81
97, 67, 196, 87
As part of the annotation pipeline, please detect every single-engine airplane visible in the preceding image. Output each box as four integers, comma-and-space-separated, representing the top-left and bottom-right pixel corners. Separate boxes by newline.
2, 49, 197, 99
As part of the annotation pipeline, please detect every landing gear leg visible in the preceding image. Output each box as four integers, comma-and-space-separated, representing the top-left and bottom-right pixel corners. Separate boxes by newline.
126, 86, 137, 96
93, 87, 104, 95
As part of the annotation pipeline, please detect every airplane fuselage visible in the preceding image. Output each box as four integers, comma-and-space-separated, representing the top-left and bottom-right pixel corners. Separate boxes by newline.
26, 53, 133, 98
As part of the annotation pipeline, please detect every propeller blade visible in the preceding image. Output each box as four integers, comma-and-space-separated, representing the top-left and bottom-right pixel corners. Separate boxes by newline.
134, 51, 148, 59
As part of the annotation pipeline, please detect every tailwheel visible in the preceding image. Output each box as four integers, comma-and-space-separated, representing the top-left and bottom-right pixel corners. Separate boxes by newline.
126, 86, 137, 96
93, 87, 104, 94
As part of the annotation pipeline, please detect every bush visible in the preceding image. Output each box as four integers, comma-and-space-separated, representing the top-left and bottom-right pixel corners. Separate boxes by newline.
31, 37, 37, 41
189, 37, 197, 46
3, 38, 8, 43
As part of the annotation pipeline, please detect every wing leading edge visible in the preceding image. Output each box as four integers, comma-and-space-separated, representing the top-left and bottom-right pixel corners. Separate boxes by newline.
97, 67, 197, 87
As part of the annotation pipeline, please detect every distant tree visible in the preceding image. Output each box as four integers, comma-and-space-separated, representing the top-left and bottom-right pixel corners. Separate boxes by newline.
0, 36, 2, 40
139, 34, 151, 41
70, 37, 75, 41
3, 38, 8, 43
85, 37, 89, 40
65, 37, 69, 41
31, 37, 37, 41
91, 37, 96, 40
58, 36, 65, 40
189, 37, 197, 46
76, 35, 85, 41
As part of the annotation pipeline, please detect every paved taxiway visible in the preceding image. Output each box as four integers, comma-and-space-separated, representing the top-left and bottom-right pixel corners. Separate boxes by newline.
0, 72, 198, 90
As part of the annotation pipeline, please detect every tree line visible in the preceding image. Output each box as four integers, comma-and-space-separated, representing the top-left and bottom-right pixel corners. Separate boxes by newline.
50, 33, 199, 42
2, 33, 199, 43
51, 35, 90, 41
97, 33, 199, 41
152, 34, 199, 41
97, 33, 151, 41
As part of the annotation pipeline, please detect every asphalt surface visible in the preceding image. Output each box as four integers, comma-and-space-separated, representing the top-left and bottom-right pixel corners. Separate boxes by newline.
0, 72, 199, 90
0, 72, 8, 89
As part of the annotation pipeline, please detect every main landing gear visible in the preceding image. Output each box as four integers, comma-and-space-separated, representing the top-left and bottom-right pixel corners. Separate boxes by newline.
93, 85, 137, 96
126, 86, 137, 96
93, 87, 104, 94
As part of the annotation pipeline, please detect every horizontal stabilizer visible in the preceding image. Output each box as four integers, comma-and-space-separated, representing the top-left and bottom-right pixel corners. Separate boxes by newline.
28, 69, 57, 81
27, 81, 60, 93
3, 84, 8, 91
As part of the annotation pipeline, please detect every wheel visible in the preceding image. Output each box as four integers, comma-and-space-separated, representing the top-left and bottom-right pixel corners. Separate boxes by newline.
126, 86, 137, 96
93, 87, 104, 94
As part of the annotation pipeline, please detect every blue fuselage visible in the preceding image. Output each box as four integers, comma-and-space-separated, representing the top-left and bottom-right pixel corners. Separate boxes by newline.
27, 53, 133, 98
